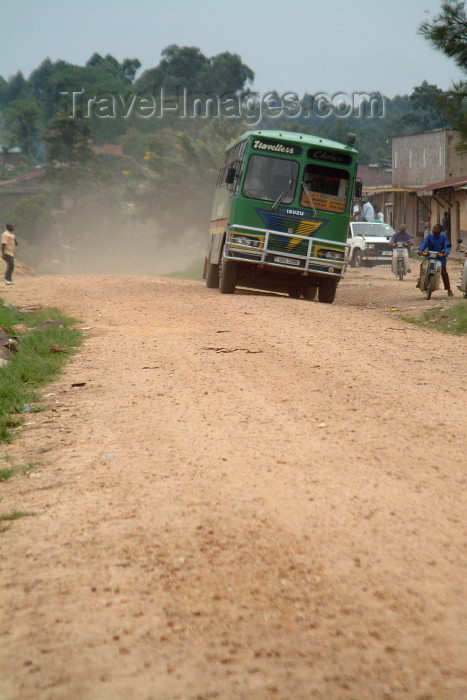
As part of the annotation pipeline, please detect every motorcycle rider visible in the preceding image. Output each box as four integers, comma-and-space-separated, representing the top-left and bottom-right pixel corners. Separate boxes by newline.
389, 224, 413, 274
417, 223, 453, 296
389, 223, 413, 245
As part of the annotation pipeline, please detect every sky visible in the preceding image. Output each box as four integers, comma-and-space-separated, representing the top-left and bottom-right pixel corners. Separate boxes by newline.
0, 0, 465, 100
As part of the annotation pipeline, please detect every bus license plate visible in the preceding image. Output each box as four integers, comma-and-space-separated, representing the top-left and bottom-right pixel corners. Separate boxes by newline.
274, 256, 300, 266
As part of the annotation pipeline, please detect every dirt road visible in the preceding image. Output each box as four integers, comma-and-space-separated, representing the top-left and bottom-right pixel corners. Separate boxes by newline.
1, 265, 466, 700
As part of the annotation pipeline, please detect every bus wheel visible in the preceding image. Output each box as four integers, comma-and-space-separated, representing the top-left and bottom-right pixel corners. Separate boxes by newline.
219, 257, 237, 294
302, 283, 318, 301
205, 260, 220, 288
318, 277, 338, 304
287, 282, 302, 299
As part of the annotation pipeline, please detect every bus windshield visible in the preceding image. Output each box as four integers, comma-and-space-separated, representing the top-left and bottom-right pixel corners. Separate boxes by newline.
300, 163, 349, 213
242, 154, 299, 203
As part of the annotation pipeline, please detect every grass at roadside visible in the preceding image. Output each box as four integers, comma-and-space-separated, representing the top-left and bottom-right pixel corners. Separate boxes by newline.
402, 302, 467, 335
0, 509, 35, 532
0, 300, 83, 443
1, 455, 42, 482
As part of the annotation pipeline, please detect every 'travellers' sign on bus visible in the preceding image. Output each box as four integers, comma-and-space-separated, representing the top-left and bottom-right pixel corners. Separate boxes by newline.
252, 139, 303, 156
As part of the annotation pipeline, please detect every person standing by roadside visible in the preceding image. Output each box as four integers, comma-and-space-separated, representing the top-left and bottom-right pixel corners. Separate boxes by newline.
374, 204, 384, 222
362, 196, 375, 222
441, 211, 450, 241
423, 217, 431, 237
352, 200, 362, 220
1, 224, 17, 285
417, 223, 453, 297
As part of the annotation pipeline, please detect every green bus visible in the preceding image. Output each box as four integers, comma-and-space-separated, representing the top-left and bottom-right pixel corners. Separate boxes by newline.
203, 129, 361, 303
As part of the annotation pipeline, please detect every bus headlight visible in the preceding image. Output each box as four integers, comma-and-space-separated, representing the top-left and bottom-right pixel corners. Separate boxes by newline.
231, 235, 261, 247
317, 249, 345, 261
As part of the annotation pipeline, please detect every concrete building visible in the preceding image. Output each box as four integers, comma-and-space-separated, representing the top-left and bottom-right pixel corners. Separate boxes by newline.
363, 129, 467, 247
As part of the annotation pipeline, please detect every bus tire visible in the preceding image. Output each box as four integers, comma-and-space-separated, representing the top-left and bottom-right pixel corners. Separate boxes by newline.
287, 281, 302, 298
219, 257, 237, 294
318, 277, 338, 304
302, 283, 318, 301
205, 259, 219, 288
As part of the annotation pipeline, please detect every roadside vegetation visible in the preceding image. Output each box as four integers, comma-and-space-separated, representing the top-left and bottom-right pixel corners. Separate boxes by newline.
0, 509, 35, 533
403, 301, 467, 335
0, 300, 82, 444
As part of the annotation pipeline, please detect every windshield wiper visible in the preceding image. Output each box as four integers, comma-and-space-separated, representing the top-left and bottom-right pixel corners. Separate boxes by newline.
301, 181, 317, 217
271, 179, 293, 211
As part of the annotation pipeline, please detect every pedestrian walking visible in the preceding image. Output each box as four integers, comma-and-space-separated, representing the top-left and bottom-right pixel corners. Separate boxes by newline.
1, 224, 17, 285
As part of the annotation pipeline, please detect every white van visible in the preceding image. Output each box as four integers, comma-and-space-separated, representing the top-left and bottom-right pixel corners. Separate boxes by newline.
347, 221, 395, 267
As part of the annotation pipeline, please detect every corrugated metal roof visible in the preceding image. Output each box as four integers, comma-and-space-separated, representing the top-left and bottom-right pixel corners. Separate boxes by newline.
417, 175, 467, 192
363, 186, 417, 195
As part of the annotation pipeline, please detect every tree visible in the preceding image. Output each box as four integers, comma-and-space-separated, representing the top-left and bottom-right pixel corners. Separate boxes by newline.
419, 1, 467, 70
6, 193, 57, 244
43, 110, 98, 187
419, 1, 467, 149
4, 99, 42, 158
85, 53, 141, 84
44, 110, 94, 166
136, 45, 254, 97
28, 58, 55, 100
3, 71, 29, 104
198, 52, 254, 94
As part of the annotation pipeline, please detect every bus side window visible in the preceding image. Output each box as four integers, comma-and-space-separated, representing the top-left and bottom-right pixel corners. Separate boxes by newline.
225, 166, 236, 184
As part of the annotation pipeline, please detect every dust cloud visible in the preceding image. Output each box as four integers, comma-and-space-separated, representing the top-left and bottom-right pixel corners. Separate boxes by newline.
22, 210, 208, 278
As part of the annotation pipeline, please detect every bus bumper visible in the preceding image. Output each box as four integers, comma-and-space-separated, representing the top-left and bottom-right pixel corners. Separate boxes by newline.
224, 225, 348, 280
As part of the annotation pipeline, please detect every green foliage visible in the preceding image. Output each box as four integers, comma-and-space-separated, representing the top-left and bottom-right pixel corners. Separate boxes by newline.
128, 123, 239, 238
419, 2, 467, 149
86, 53, 141, 84
419, 1, 467, 70
0, 301, 82, 442
136, 44, 254, 97
6, 193, 57, 245
42, 110, 114, 191
403, 302, 467, 335
4, 98, 42, 157
0, 468, 15, 482
1, 71, 28, 105
0, 459, 42, 482
43, 110, 94, 166
0, 510, 35, 520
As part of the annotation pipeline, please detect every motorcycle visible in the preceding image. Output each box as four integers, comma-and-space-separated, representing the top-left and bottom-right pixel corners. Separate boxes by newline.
457, 238, 467, 298
417, 250, 446, 300
391, 242, 411, 280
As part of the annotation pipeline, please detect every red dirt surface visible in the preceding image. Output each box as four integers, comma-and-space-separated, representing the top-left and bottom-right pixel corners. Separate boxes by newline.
1, 264, 466, 700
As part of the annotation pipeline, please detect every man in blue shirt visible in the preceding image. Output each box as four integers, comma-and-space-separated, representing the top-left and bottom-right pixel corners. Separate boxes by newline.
417, 223, 453, 296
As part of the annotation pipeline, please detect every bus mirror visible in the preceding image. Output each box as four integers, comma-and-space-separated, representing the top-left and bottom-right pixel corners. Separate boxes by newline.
354, 178, 362, 198
225, 166, 237, 184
